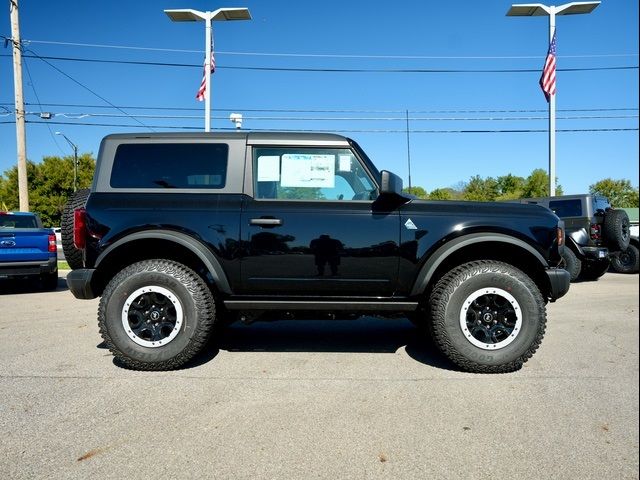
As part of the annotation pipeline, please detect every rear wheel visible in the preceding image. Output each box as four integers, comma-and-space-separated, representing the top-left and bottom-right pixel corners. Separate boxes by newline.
610, 244, 639, 274
61, 188, 90, 269
98, 259, 215, 370
560, 248, 582, 282
429, 261, 546, 373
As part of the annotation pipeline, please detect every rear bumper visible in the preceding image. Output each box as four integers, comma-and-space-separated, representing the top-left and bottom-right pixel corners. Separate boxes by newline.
545, 267, 570, 301
66, 268, 97, 299
581, 246, 609, 260
0, 257, 57, 278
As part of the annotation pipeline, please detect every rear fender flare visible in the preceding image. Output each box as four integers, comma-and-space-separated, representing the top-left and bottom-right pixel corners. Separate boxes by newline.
409, 233, 548, 296
95, 230, 232, 294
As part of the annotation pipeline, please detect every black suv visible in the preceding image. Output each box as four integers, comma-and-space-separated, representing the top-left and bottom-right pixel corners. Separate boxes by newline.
514, 195, 630, 281
66, 132, 569, 373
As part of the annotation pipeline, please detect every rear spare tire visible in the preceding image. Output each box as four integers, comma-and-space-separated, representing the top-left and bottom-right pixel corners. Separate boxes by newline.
61, 188, 90, 270
429, 260, 546, 373
603, 209, 630, 251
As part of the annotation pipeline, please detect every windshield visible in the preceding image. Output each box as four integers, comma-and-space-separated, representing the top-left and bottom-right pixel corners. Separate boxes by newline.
347, 138, 381, 184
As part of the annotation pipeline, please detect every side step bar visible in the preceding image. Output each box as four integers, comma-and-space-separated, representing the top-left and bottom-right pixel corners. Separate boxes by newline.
223, 300, 418, 312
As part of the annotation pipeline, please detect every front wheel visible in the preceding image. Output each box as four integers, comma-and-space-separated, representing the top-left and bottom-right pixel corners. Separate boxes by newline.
98, 259, 215, 370
429, 261, 546, 373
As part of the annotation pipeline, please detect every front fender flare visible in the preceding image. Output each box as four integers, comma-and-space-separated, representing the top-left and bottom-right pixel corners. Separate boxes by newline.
95, 230, 232, 294
409, 233, 548, 296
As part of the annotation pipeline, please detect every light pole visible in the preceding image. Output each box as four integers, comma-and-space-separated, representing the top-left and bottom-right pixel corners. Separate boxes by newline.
507, 1, 600, 196
55, 132, 78, 192
164, 7, 251, 132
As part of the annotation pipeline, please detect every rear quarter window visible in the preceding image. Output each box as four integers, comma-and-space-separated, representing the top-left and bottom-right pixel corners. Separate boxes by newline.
110, 143, 228, 189
549, 199, 583, 217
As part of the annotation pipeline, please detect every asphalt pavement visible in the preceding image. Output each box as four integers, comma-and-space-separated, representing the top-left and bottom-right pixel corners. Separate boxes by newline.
0, 272, 638, 479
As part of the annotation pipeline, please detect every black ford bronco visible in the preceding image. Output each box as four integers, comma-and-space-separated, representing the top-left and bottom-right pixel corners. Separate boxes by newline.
66, 132, 569, 373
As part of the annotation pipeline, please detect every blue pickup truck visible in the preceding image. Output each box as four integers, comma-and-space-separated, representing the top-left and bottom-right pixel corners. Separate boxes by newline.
0, 212, 58, 290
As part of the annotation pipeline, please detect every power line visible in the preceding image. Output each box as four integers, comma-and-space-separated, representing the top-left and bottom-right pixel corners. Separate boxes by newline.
11, 120, 639, 134
19, 38, 640, 60
1, 53, 638, 73
21, 111, 640, 122
22, 55, 66, 155
2, 102, 637, 115
18, 47, 155, 132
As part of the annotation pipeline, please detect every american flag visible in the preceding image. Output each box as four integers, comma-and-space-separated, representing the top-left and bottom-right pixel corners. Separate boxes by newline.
539, 32, 557, 102
196, 50, 215, 102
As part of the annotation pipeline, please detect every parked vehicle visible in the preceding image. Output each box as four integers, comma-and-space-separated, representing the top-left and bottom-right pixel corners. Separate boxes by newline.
610, 208, 639, 274
512, 195, 630, 282
65, 132, 569, 373
0, 212, 58, 290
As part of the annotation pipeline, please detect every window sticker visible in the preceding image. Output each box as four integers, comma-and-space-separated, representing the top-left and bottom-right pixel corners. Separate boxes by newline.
338, 155, 352, 172
257, 155, 281, 182
281, 154, 335, 188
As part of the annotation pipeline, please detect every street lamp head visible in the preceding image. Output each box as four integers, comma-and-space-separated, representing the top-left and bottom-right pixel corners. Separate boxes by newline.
507, 1, 600, 16
165, 7, 251, 22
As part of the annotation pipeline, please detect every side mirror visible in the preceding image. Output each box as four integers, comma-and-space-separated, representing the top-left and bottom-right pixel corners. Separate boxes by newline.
380, 170, 403, 195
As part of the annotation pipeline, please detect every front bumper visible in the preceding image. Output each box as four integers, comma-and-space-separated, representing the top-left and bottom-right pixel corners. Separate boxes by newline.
66, 268, 97, 299
545, 267, 570, 301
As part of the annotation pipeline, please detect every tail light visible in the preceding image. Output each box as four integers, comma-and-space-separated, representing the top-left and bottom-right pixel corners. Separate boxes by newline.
73, 208, 87, 249
556, 226, 564, 246
48, 233, 57, 253
589, 223, 601, 241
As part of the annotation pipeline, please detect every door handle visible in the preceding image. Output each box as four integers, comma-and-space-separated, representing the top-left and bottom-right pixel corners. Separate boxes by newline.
250, 218, 283, 227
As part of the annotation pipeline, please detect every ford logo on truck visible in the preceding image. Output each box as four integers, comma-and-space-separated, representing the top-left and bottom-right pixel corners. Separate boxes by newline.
0, 240, 16, 247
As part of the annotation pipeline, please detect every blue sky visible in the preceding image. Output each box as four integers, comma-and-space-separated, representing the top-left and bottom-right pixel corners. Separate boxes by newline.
1, 0, 638, 194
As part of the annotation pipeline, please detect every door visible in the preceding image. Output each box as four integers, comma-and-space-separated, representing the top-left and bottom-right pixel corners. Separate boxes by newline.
240, 146, 400, 297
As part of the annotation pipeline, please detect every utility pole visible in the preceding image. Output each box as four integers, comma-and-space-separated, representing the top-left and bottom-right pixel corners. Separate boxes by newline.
9, 0, 29, 211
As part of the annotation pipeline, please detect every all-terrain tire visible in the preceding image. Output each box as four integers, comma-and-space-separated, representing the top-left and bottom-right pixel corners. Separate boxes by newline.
603, 209, 630, 251
98, 259, 215, 370
560, 247, 582, 282
429, 260, 546, 373
61, 188, 90, 269
610, 244, 639, 274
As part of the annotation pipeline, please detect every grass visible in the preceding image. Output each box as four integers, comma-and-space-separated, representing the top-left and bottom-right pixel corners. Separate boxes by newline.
58, 260, 71, 270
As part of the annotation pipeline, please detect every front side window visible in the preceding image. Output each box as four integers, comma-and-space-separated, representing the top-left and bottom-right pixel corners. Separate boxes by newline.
111, 143, 228, 189
253, 147, 377, 201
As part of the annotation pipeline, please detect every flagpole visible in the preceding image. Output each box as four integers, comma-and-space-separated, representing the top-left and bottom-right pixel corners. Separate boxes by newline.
548, 8, 556, 197
204, 14, 212, 132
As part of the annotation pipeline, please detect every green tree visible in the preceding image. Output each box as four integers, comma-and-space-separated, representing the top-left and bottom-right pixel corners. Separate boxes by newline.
0, 153, 95, 226
496, 174, 526, 200
589, 178, 639, 207
463, 175, 499, 201
522, 169, 563, 198
403, 186, 428, 198
428, 188, 454, 200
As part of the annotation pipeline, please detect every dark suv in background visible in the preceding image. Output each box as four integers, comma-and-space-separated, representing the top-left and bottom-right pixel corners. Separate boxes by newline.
514, 195, 630, 281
